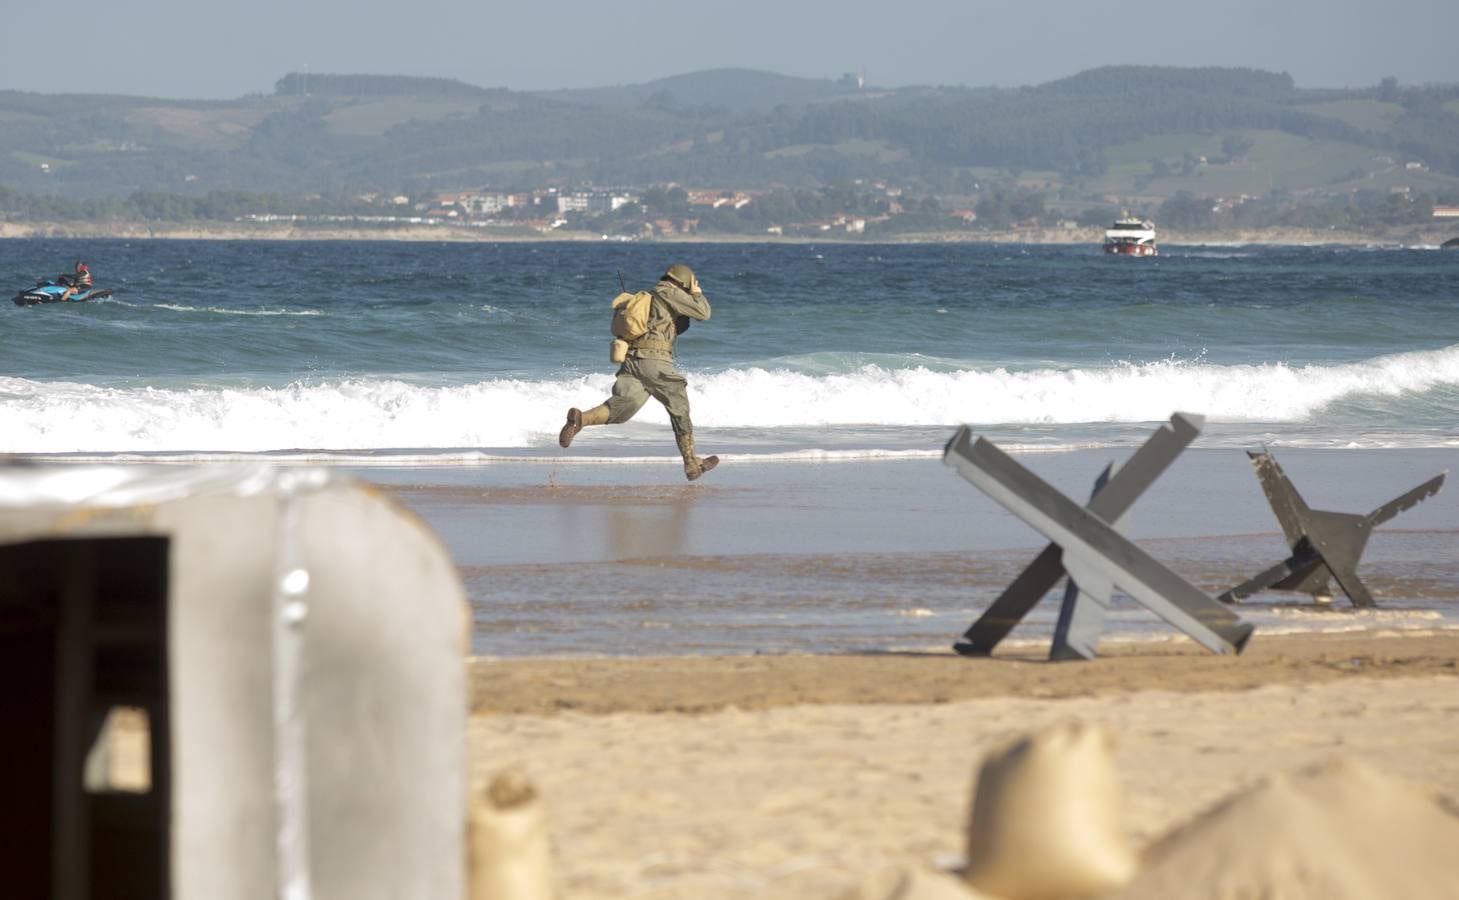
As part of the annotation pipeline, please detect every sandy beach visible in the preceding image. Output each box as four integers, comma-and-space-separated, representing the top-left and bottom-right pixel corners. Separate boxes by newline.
387, 447, 1459, 894
467, 633, 1459, 898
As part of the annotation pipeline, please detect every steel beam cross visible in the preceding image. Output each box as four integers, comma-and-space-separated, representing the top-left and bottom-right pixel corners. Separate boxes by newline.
1218, 450, 1446, 607
943, 414, 1254, 660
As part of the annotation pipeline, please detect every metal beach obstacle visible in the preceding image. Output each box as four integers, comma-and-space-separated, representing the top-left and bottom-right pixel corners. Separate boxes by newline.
1218, 450, 1446, 607
944, 414, 1254, 660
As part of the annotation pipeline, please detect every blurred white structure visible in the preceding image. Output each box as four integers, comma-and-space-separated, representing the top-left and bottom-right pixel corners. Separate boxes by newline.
0, 465, 468, 900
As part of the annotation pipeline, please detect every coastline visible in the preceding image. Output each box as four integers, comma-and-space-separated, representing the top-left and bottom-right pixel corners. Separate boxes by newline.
3, 219, 1456, 248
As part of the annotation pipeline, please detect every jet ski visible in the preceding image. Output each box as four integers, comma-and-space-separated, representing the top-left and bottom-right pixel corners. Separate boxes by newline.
12, 279, 113, 306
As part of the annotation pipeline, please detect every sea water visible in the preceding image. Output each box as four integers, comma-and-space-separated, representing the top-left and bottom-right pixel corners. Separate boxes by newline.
3, 238, 1457, 654
4, 239, 1458, 456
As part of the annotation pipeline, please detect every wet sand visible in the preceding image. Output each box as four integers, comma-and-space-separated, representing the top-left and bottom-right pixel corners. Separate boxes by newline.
468, 633, 1459, 899
372, 448, 1459, 656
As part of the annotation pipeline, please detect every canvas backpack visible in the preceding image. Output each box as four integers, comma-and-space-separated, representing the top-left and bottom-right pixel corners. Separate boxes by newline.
610, 290, 654, 341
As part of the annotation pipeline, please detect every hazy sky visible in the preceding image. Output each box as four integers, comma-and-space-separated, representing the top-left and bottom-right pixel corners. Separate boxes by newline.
5, 0, 1456, 98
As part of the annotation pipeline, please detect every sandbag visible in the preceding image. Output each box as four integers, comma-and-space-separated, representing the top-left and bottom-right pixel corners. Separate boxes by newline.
1113, 758, 1459, 900
468, 770, 553, 900
963, 722, 1135, 900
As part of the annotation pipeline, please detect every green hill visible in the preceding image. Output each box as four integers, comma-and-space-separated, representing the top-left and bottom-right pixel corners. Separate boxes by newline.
542, 67, 864, 113
1038, 65, 1296, 99
1, 66, 1456, 209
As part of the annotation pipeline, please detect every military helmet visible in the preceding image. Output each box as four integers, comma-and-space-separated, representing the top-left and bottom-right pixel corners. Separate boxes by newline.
664, 263, 695, 289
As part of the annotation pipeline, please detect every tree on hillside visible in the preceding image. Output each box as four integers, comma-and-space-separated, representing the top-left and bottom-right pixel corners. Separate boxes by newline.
641, 185, 689, 216
1076, 206, 1119, 226
1221, 134, 1254, 159
1159, 192, 1214, 230
974, 187, 1044, 227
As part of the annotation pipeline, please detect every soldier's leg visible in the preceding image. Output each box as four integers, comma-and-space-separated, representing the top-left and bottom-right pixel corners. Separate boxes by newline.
560, 370, 648, 448
642, 365, 718, 481
558, 403, 611, 448
673, 426, 718, 481
606, 370, 651, 423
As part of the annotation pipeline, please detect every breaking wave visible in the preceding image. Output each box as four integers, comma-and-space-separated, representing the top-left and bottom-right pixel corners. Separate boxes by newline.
2, 345, 1456, 453
696, 344, 1459, 427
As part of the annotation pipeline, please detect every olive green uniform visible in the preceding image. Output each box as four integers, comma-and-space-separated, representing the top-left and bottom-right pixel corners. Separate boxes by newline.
605, 279, 711, 439
559, 267, 717, 480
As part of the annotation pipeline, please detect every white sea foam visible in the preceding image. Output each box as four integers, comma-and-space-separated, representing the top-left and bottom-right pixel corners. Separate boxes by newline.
152, 303, 325, 317
2, 344, 1456, 453
691, 345, 1459, 429
1225, 608, 1459, 637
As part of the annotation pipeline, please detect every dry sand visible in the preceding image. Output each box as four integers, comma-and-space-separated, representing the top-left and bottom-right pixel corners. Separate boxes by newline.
468, 632, 1459, 899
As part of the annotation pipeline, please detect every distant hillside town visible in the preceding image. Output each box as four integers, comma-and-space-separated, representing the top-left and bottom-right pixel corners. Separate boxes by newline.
3, 66, 1459, 240
238, 183, 918, 238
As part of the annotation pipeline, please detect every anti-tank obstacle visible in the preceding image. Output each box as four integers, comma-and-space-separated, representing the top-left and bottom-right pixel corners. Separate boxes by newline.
1218, 450, 1446, 607
943, 414, 1254, 661
949, 412, 1201, 659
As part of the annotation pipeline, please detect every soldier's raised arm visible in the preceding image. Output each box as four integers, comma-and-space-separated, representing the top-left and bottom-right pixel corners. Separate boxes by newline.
674, 289, 710, 321
662, 263, 710, 321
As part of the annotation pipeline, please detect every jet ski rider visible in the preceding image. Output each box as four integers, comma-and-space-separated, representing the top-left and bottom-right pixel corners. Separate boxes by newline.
59, 261, 92, 301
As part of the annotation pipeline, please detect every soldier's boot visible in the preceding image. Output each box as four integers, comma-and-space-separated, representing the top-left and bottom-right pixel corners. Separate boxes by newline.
675, 430, 719, 482
559, 404, 609, 448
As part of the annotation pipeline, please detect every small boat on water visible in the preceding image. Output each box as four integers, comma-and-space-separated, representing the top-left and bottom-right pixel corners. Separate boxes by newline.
1104, 215, 1158, 256
1442, 237, 1459, 250
12, 280, 112, 306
